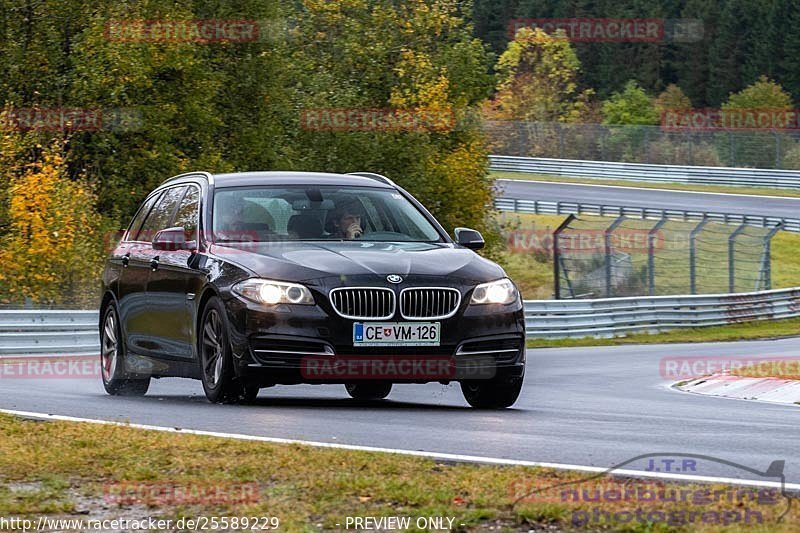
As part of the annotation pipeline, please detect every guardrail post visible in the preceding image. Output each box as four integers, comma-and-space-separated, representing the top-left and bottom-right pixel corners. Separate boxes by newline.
728, 223, 747, 293
605, 216, 627, 297
553, 214, 576, 299
648, 217, 668, 296
759, 223, 783, 290
689, 217, 709, 295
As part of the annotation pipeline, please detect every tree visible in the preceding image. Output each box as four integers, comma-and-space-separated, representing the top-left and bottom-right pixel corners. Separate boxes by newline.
722, 76, 793, 110
489, 27, 592, 122
0, 140, 103, 305
282, 0, 496, 239
654, 84, 692, 114
602, 80, 658, 125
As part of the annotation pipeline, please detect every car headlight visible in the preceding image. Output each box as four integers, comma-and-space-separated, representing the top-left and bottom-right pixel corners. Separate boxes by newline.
470, 278, 518, 305
232, 279, 315, 305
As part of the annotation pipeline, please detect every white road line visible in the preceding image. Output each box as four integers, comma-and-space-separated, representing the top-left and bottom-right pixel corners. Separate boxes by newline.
496, 178, 800, 201
3, 407, 798, 491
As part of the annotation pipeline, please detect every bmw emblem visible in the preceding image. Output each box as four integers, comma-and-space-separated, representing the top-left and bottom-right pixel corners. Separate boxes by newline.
387, 274, 403, 284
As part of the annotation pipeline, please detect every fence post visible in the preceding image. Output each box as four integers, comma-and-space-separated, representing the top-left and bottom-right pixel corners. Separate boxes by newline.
648, 217, 668, 296
605, 216, 626, 297
760, 223, 783, 290
558, 123, 565, 158
553, 214, 576, 300
729, 133, 736, 167
775, 132, 782, 169
728, 223, 747, 293
689, 217, 709, 295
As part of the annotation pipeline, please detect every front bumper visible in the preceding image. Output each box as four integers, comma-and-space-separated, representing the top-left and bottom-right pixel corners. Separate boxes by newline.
223, 294, 526, 386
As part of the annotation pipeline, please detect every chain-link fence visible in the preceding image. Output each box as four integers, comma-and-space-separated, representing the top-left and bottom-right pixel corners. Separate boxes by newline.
553, 215, 780, 299
484, 121, 800, 170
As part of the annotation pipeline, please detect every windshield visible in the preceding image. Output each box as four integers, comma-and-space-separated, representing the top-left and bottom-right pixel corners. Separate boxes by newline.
212, 186, 443, 243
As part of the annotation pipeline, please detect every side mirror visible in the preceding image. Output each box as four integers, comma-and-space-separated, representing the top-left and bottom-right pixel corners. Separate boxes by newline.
153, 227, 196, 251
454, 227, 485, 250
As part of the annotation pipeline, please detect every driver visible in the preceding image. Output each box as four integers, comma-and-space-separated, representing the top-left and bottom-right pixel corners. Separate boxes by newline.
327, 199, 366, 239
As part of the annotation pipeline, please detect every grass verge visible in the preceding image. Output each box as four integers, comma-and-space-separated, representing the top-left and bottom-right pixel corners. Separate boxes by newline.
491, 170, 800, 199
527, 316, 800, 349
0, 413, 798, 531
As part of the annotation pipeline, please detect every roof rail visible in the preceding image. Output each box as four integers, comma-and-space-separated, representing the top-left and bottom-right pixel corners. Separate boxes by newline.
160, 171, 214, 186
347, 172, 395, 187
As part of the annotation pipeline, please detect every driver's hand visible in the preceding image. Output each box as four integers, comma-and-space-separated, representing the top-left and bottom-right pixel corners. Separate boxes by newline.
345, 223, 363, 239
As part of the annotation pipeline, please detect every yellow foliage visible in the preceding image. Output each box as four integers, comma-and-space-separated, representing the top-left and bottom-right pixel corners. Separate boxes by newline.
0, 141, 103, 306
424, 139, 491, 232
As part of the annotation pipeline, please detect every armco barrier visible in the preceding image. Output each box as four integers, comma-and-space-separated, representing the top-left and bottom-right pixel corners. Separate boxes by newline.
0, 310, 100, 355
2, 288, 799, 352
490, 155, 800, 189
525, 287, 800, 339
494, 197, 800, 233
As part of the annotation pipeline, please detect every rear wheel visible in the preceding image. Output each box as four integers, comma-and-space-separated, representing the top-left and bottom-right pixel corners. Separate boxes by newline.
460, 375, 523, 409
345, 382, 392, 400
199, 297, 250, 404
100, 303, 150, 396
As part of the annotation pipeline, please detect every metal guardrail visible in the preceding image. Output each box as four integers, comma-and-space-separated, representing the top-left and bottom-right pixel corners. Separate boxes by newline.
525, 287, 800, 339
490, 155, 800, 189
2, 289, 798, 350
0, 310, 99, 355
494, 197, 800, 233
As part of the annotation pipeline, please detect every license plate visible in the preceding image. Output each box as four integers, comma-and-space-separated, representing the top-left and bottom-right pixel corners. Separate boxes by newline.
353, 322, 440, 346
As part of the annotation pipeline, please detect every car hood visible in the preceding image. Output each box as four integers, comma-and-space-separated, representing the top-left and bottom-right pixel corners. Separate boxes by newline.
209, 241, 505, 283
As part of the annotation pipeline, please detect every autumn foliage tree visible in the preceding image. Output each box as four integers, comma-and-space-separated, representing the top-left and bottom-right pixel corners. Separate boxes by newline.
490, 28, 592, 123
0, 141, 102, 306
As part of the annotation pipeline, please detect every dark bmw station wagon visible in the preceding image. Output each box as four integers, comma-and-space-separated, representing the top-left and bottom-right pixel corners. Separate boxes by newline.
100, 171, 526, 408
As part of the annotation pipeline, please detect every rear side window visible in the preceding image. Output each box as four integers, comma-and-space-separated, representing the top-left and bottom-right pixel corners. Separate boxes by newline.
173, 186, 201, 242
137, 186, 186, 242
126, 193, 161, 242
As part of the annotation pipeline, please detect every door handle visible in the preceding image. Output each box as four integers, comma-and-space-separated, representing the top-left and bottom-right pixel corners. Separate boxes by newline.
150, 257, 160, 271
121, 254, 130, 268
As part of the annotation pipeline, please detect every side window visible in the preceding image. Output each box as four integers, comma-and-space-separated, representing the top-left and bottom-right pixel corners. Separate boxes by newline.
126, 193, 161, 242
138, 186, 186, 242
173, 186, 200, 242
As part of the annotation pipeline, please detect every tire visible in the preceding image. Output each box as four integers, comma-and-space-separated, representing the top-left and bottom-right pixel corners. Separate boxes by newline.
460, 375, 523, 409
100, 303, 150, 396
345, 382, 392, 400
199, 297, 249, 404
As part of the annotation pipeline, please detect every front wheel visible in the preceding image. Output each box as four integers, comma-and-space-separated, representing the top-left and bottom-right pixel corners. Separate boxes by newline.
345, 382, 392, 400
199, 297, 251, 404
460, 375, 523, 409
100, 303, 150, 396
